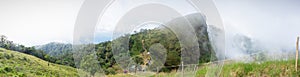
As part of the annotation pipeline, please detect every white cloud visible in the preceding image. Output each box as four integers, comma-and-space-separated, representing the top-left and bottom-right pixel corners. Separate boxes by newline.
0, 0, 84, 46
94, 0, 198, 42
215, 0, 300, 51
1, 0, 299, 49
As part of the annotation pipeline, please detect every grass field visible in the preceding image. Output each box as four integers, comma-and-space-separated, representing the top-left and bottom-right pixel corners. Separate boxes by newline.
0, 48, 79, 77
217, 60, 300, 77
109, 59, 300, 77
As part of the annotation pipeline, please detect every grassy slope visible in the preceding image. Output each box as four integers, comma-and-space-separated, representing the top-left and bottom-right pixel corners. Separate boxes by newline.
109, 60, 300, 77
217, 60, 300, 77
0, 48, 79, 77
195, 60, 300, 77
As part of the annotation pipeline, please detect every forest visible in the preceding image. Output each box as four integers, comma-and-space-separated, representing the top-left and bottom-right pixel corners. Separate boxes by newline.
0, 13, 216, 75
0, 26, 214, 75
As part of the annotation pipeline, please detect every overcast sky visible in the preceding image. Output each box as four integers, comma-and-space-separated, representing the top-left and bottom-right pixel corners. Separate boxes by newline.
215, 0, 300, 50
0, 0, 84, 46
0, 0, 299, 48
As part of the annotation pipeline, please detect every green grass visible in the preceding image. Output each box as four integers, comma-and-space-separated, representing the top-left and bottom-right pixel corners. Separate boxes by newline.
0, 48, 80, 77
109, 60, 300, 77
218, 60, 300, 77
196, 60, 300, 77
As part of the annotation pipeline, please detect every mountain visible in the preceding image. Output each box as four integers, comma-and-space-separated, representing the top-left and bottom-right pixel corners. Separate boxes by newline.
226, 34, 266, 62
0, 13, 218, 76
35, 42, 75, 67
36, 42, 72, 57
0, 48, 80, 76
172, 13, 217, 63
91, 13, 217, 75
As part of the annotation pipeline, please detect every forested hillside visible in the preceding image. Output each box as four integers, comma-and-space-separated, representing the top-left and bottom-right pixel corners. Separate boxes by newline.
36, 13, 215, 75
0, 13, 216, 76
93, 13, 216, 74
36, 42, 75, 67
36, 42, 72, 56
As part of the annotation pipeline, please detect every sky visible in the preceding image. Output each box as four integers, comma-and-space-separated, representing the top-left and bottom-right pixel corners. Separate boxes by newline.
94, 0, 199, 43
0, 0, 84, 46
0, 0, 299, 49
215, 0, 300, 51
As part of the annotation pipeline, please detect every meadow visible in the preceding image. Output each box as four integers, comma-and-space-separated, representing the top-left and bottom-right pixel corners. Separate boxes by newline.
108, 59, 300, 77
0, 48, 79, 77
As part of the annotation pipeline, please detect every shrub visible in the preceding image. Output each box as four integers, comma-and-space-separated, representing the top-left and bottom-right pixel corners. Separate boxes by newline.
160, 67, 172, 72
22, 57, 28, 61
3, 53, 11, 59
107, 68, 116, 75
17, 72, 25, 77
0, 53, 3, 59
4, 66, 13, 72
0, 68, 5, 73
10, 54, 14, 58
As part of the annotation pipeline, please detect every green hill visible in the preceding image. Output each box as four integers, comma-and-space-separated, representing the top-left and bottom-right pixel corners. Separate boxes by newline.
35, 42, 72, 57
0, 48, 79, 77
92, 13, 215, 75
213, 60, 300, 77
108, 59, 300, 77
175, 59, 300, 77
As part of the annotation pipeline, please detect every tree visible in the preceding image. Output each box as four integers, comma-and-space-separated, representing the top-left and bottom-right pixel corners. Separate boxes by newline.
0, 35, 7, 43
0, 35, 7, 48
80, 54, 102, 76
133, 56, 143, 65
132, 55, 143, 73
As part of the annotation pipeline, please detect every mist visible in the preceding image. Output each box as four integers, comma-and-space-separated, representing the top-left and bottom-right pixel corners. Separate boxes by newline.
213, 0, 300, 61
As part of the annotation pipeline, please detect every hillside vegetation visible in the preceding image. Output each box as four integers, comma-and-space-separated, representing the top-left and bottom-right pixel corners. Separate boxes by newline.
0, 13, 215, 75
0, 35, 75, 68
0, 48, 79, 77
18, 14, 214, 75
36, 42, 75, 67
216, 60, 300, 77
108, 59, 300, 77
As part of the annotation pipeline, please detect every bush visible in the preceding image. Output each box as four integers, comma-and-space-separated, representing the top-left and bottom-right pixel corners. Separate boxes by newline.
4, 66, 13, 72
160, 67, 172, 72
0, 53, 3, 59
107, 68, 116, 75
10, 54, 14, 58
22, 57, 28, 61
17, 72, 25, 77
0, 68, 5, 73
3, 53, 11, 59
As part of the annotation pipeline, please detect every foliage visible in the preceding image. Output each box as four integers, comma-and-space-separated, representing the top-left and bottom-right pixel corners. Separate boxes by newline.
199, 60, 300, 77
108, 59, 300, 77
35, 42, 72, 56
93, 13, 214, 75
0, 13, 216, 75
0, 48, 80, 77
0, 35, 75, 67
94, 25, 214, 74
80, 54, 102, 76
36, 42, 75, 67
